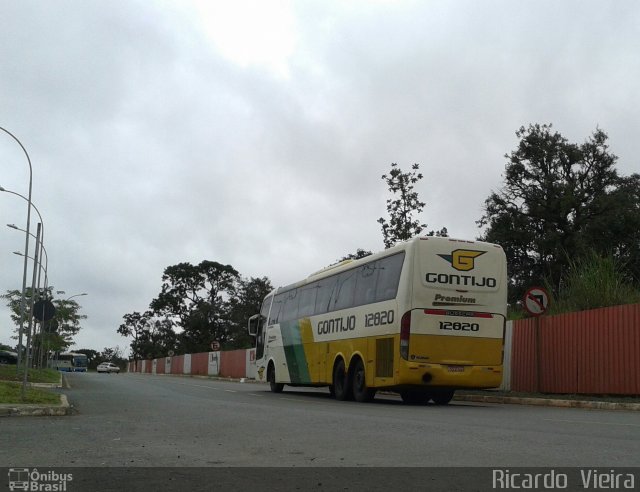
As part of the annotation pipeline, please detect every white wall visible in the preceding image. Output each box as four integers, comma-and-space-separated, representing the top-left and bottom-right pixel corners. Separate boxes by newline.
499, 321, 513, 391
207, 351, 220, 376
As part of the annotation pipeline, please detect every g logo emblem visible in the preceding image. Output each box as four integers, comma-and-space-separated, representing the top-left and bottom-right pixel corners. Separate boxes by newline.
438, 249, 485, 271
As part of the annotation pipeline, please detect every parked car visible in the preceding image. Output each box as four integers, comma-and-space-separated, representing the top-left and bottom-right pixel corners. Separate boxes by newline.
97, 362, 120, 373
0, 350, 18, 365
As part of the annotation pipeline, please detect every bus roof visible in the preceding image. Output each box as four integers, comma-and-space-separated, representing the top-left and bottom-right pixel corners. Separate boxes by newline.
269, 236, 502, 296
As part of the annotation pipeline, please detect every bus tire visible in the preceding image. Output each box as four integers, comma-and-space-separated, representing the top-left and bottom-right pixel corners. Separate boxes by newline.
431, 389, 454, 405
352, 358, 375, 403
400, 390, 430, 405
268, 363, 284, 393
332, 358, 352, 401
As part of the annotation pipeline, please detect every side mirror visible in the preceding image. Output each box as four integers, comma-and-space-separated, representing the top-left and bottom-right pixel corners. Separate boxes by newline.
247, 314, 263, 336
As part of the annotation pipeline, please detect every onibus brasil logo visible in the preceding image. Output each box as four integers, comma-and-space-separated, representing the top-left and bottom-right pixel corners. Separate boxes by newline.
438, 249, 485, 272
8, 468, 73, 491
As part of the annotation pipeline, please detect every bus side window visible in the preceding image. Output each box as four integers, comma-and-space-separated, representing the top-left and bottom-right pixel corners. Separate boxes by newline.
260, 296, 272, 319
282, 289, 299, 322
375, 253, 405, 302
315, 277, 336, 316
332, 270, 357, 311
269, 293, 285, 325
354, 263, 379, 307
298, 284, 318, 318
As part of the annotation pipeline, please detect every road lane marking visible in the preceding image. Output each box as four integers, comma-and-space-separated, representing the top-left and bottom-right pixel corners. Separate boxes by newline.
224, 389, 237, 393
248, 393, 264, 397
543, 418, 640, 428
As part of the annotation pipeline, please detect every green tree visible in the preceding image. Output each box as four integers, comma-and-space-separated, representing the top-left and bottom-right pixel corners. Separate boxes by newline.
96, 346, 127, 368
2, 287, 87, 351
118, 311, 150, 360
377, 163, 447, 249
337, 249, 372, 262
118, 311, 178, 360
149, 261, 239, 354
228, 276, 273, 349
478, 124, 640, 304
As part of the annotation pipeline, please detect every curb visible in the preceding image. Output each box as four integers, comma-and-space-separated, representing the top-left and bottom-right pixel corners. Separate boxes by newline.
0, 394, 71, 417
454, 394, 640, 411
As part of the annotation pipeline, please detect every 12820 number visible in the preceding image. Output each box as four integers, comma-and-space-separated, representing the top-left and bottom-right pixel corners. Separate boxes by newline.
439, 321, 479, 332
365, 310, 394, 327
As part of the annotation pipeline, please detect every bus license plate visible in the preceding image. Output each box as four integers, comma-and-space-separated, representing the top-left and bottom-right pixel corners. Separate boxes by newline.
447, 365, 464, 372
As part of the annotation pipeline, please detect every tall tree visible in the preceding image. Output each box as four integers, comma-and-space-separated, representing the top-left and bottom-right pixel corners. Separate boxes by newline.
118, 311, 150, 360
149, 261, 239, 354
228, 276, 273, 349
478, 124, 640, 303
377, 163, 447, 249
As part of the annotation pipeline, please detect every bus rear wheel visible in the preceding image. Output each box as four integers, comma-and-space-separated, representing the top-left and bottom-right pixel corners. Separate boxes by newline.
352, 358, 376, 403
400, 390, 431, 405
268, 364, 284, 393
332, 359, 352, 401
431, 389, 455, 405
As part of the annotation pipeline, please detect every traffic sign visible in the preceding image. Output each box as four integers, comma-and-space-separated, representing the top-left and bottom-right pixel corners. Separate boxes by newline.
33, 299, 56, 322
523, 286, 550, 316
211, 341, 220, 351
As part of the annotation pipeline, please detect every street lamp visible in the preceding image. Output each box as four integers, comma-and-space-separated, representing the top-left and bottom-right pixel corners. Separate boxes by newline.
9, 224, 49, 288
66, 293, 88, 301
12, 250, 48, 288
2, 190, 46, 293
0, 126, 34, 372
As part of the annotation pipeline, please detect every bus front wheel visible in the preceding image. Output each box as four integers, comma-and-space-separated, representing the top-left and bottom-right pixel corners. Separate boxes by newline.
268, 364, 284, 393
352, 358, 376, 403
332, 359, 352, 401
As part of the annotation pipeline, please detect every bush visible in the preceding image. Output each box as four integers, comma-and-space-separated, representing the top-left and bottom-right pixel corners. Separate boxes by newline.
547, 252, 640, 314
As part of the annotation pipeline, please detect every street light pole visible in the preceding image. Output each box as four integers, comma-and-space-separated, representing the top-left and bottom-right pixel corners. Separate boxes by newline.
2, 189, 46, 290
0, 126, 33, 372
12, 241, 49, 369
3, 192, 47, 372
21, 222, 41, 397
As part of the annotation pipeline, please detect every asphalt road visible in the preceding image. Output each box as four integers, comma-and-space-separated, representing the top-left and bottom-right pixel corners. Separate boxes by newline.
2, 372, 638, 470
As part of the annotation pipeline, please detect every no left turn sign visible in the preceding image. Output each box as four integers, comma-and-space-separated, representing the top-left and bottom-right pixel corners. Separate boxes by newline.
523, 287, 550, 316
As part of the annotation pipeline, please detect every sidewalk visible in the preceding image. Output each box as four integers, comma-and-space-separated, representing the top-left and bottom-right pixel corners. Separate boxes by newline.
454, 391, 640, 411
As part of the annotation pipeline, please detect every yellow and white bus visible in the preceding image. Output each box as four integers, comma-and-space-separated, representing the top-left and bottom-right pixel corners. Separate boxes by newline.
248, 236, 507, 405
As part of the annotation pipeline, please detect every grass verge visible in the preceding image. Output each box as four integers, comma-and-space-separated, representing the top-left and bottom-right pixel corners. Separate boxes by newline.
0, 381, 61, 405
0, 365, 61, 384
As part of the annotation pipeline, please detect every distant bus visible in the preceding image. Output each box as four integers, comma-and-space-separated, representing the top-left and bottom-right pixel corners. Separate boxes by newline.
248, 236, 507, 405
50, 352, 88, 372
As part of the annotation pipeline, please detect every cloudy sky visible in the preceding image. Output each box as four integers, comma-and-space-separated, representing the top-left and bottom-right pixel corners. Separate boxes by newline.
1, 0, 638, 353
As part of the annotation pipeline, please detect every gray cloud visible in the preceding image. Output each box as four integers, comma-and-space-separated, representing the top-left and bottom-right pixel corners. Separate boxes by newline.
2, 0, 639, 352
